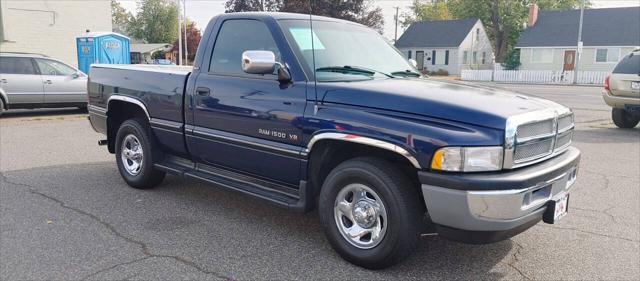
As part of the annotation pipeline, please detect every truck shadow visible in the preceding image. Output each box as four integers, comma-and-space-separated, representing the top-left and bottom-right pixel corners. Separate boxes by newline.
3, 163, 514, 279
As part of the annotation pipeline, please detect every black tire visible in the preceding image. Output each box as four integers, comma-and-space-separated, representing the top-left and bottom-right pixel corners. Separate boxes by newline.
0, 98, 4, 116
318, 157, 424, 269
115, 118, 165, 189
612, 108, 639, 128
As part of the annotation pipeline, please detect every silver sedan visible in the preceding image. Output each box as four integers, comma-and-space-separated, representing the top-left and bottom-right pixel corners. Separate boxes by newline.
0, 53, 88, 115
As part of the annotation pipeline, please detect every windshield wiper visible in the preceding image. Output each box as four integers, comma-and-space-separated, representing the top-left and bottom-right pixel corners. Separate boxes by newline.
390, 70, 421, 78
316, 65, 394, 78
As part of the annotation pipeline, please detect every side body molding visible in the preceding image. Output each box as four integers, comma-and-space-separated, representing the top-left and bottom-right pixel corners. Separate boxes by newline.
306, 132, 422, 169
107, 95, 151, 120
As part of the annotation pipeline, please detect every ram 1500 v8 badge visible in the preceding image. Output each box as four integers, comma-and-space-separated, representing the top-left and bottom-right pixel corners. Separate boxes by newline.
87, 12, 580, 269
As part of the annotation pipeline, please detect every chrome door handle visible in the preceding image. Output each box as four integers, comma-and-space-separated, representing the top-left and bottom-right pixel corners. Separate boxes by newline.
43, 80, 52, 84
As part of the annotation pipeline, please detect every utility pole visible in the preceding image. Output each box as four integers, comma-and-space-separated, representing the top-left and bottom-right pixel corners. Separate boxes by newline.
183, 0, 188, 65
394, 6, 399, 42
177, 0, 182, 65
573, 0, 585, 84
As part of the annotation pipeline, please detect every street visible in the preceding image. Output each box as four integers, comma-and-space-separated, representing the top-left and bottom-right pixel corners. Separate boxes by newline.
1, 83, 638, 280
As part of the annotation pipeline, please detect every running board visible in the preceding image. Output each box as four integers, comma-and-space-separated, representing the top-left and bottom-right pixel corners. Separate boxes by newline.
154, 156, 313, 212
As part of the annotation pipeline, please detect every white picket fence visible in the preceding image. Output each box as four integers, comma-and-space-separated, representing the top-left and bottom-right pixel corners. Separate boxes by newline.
461, 70, 608, 85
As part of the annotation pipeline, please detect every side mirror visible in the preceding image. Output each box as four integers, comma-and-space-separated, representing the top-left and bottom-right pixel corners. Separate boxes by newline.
242, 50, 277, 74
242, 50, 291, 83
409, 59, 417, 68
71, 73, 80, 79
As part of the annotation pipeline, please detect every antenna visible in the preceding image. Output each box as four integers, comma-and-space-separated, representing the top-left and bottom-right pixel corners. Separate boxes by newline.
310, 0, 318, 112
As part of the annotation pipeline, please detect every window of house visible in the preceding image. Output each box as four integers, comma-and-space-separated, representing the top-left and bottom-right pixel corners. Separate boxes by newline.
463, 51, 468, 64
595, 48, 620, 63
531, 48, 553, 63
482, 52, 486, 64
472, 51, 477, 64
432, 50, 436, 65
408, 50, 412, 59
476, 28, 479, 39
209, 19, 281, 75
445, 50, 449, 65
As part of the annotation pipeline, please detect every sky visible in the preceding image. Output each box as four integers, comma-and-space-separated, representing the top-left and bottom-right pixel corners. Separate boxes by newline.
118, 0, 640, 40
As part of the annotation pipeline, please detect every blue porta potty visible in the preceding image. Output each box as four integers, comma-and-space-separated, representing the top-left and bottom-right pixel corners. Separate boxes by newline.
76, 32, 130, 74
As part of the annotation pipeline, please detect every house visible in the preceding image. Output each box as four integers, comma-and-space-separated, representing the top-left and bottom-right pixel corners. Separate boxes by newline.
515, 6, 640, 72
395, 18, 494, 75
0, 0, 112, 67
130, 43, 173, 64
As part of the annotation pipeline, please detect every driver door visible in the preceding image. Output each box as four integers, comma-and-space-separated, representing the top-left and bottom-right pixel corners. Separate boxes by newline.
34, 58, 87, 104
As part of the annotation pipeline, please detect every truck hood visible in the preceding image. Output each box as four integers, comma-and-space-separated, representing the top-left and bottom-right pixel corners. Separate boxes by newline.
319, 79, 563, 130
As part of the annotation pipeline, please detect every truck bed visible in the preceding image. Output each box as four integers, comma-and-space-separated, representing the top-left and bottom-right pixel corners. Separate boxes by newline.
88, 64, 192, 156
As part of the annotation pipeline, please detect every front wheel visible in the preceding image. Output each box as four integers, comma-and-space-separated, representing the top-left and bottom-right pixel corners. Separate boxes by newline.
115, 118, 165, 189
612, 108, 639, 128
319, 158, 425, 269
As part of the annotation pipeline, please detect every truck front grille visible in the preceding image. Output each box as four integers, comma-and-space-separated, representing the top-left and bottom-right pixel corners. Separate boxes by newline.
505, 110, 574, 168
514, 138, 554, 162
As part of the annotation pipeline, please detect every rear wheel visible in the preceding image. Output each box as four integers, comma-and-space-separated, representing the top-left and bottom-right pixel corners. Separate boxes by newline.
319, 158, 424, 269
612, 108, 639, 128
115, 118, 165, 189
0, 98, 4, 116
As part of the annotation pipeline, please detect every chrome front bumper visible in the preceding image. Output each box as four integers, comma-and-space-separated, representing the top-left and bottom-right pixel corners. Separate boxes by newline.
419, 147, 580, 233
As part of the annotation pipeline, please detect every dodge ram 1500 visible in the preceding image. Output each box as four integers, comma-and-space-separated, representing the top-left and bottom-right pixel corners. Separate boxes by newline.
88, 12, 580, 269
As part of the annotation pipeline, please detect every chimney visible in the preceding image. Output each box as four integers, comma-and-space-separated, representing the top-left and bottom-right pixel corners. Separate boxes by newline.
528, 4, 539, 27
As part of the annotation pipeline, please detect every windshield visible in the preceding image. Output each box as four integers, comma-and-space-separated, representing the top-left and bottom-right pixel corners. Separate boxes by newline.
279, 19, 418, 82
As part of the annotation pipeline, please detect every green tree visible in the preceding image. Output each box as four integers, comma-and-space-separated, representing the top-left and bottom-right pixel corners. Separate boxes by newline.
502, 48, 521, 70
401, 0, 452, 28
111, 0, 134, 35
224, 0, 384, 32
129, 0, 179, 43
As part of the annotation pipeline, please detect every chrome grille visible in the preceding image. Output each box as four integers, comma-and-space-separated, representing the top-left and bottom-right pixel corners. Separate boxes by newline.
557, 114, 574, 132
555, 130, 573, 150
514, 138, 554, 163
505, 110, 574, 169
516, 119, 555, 140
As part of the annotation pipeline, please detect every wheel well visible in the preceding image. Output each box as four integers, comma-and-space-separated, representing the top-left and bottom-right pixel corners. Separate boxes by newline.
0, 93, 7, 109
107, 100, 148, 153
307, 140, 421, 206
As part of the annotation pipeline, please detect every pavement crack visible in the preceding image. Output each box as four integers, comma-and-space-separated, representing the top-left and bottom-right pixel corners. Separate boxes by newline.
0, 172, 232, 280
80, 257, 150, 280
539, 224, 639, 243
572, 206, 617, 223
506, 241, 532, 281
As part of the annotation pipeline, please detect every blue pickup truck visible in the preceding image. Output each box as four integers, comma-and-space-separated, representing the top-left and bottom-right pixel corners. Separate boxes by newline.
88, 12, 580, 268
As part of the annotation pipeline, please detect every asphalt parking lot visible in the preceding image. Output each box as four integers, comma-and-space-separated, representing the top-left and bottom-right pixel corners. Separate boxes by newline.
1, 83, 639, 280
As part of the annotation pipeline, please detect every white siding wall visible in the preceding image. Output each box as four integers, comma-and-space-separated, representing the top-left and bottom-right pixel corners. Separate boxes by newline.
518, 47, 639, 72
0, 0, 112, 67
398, 47, 459, 75
458, 20, 494, 72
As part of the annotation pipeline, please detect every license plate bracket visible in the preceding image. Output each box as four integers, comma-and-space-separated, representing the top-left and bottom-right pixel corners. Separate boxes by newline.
543, 194, 569, 224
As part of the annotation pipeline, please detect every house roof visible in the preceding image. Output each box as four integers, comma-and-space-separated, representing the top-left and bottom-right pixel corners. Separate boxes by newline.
516, 7, 640, 48
394, 18, 479, 48
130, 43, 173, 54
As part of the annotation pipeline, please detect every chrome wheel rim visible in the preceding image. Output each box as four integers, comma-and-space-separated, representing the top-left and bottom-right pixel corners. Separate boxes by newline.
334, 183, 388, 249
120, 134, 143, 176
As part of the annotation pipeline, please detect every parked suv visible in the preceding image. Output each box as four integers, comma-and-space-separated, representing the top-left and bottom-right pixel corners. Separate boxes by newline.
0, 53, 88, 115
603, 49, 640, 128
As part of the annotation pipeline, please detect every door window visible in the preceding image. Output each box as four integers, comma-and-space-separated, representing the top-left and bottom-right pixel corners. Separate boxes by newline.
0, 57, 37, 74
35, 59, 77, 76
209, 19, 281, 76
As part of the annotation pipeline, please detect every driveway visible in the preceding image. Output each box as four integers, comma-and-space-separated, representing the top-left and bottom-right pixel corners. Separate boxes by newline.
1, 84, 638, 280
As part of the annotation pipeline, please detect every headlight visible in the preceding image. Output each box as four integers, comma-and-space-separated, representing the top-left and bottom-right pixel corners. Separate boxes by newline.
431, 146, 503, 172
